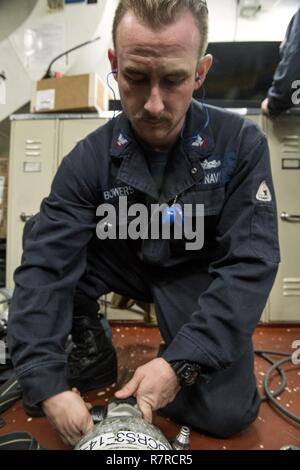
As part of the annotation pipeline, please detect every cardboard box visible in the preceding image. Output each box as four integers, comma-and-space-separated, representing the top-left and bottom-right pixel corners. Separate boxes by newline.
31, 73, 109, 113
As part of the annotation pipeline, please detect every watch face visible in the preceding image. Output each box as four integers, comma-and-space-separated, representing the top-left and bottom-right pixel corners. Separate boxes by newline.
175, 362, 200, 386
182, 365, 197, 385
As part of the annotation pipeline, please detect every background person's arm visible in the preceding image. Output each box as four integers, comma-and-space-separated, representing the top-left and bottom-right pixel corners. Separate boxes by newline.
267, 8, 300, 116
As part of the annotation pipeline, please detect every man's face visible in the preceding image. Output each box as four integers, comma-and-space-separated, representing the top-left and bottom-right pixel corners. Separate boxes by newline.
109, 9, 212, 150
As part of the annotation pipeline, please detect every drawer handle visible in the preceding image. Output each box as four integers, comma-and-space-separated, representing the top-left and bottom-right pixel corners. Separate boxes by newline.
20, 213, 34, 223
280, 212, 300, 223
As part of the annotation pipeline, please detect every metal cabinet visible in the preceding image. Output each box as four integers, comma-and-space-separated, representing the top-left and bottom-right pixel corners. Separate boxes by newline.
263, 115, 300, 322
6, 115, 107, 288
245, 113, 263, 128
6, 119, 58, 288
58, 118, 104, 163
241, 112, 300, 323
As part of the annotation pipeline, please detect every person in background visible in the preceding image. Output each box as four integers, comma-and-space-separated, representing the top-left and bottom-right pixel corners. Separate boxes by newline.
262, 7, 300, 116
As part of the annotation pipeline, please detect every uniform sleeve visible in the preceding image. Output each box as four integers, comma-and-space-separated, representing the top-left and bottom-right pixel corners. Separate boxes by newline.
162, 132, 280, 372
268, 9, 300, 116
7, 140, 100, 407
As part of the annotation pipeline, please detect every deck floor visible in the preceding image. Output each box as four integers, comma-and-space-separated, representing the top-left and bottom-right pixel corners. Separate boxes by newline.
1, 324, 300, 450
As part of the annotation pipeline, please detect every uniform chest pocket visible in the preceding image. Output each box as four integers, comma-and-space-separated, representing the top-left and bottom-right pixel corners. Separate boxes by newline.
181, 186, 225, 217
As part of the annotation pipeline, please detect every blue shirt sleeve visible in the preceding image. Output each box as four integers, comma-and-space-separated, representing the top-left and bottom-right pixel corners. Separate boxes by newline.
8, 138, 101, 407
162, 126, 280, 372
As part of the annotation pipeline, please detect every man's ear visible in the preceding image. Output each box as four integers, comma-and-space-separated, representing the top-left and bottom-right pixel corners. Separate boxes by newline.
108, 48, 118, 80
194, 54, 213, 91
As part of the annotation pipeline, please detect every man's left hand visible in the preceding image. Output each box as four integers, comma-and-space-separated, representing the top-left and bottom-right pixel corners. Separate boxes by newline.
115, 358, 180, 423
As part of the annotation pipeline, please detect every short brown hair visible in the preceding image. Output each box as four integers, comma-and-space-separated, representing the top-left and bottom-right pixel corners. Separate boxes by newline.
112, 0, 209, 59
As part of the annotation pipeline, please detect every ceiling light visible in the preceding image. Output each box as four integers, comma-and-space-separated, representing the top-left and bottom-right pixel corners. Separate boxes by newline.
239, 0, 261, 18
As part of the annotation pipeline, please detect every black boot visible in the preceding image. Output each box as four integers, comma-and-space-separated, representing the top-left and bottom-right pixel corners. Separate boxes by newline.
68, 293, 117, 392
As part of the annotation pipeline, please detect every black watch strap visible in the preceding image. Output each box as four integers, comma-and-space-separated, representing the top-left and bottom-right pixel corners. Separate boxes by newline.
169, 360, 201, 386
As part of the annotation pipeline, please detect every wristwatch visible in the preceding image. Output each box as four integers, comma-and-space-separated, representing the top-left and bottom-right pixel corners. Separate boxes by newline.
169, 360, 201, 386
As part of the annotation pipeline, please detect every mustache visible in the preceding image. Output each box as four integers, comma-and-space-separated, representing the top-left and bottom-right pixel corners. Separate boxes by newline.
135, 112, 170, 123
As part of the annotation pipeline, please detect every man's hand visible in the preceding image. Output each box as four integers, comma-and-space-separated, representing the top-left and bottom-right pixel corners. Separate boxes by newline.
115, 358, 180, 423
42, 389, 94, 446
261, 97, 270, 115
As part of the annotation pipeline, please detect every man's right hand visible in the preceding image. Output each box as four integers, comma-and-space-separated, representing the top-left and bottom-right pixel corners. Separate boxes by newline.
42, 389, 94, 446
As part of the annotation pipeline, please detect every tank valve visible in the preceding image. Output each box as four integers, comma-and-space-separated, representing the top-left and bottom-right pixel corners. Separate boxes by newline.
172, 426, 190, 450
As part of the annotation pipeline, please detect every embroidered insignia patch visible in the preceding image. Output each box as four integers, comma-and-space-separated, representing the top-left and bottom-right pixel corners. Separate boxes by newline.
201, 159, 222, 170
117, 133, 128, 147
256, 181, 272, 202
191, 134, 204, 148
